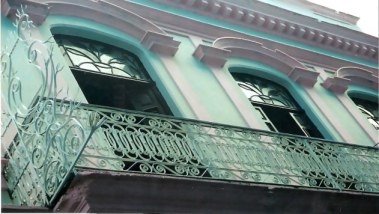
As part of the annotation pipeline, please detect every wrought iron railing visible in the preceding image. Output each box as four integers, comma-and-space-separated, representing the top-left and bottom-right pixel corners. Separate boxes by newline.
3, 99, 379, 207
75, 102, 379, 193
2, 99, 104, 207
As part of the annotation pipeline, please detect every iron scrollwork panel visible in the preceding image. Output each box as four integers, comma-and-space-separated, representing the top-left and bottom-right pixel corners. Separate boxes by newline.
75, 104, 379, 193
1, 7, 104, 207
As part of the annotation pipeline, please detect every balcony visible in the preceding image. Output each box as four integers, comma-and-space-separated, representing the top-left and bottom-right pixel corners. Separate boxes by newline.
2, 99, 379, 210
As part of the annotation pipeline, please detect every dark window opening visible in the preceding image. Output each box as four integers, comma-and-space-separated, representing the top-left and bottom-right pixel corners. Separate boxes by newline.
350, 97, 379, 130
55, 35, 171, 115
232, 73, 322, 138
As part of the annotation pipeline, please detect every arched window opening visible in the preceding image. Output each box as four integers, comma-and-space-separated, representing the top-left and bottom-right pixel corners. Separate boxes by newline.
231, 72, 363, 190
55, 35, 172, 115
350, 97, 379, 130
54, 35, 212, 177
232, 73, 323, 138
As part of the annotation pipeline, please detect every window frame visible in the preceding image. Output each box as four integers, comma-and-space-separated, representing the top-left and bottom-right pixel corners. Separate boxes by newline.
54, 34, 172, 115
231, 71, 323, 138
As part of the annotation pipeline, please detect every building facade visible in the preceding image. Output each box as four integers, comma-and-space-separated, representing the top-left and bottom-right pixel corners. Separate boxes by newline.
1, 0, 378, 212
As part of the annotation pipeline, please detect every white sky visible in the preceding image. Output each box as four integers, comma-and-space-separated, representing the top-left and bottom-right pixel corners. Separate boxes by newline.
309, 0, 379, 37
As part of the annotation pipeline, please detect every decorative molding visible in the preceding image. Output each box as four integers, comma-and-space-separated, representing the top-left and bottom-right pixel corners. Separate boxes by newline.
193, 44, 230, 67
213, 37, 319, 86
2, 0, 165, 37
289, 67, 319, 87
141, 31, 181, 56
151, 0, 378, 62
2, 0, 182, 56
321, 77, 351, 94
1, 0, 49, 25
322, 67, 379, 93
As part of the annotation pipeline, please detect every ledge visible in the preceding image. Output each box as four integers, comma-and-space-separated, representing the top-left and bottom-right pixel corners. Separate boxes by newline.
289, 67, 319, 87
1, 205, 51, 213
54, 169, 379, 213
321, 77, 351, 94
322, 67, 379, 92
193, 44, 230, 67
141, 31, 181, 56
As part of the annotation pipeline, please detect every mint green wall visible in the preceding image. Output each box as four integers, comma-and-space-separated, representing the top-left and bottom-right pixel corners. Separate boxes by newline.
1, 15, 47, 113
1, 16, 17, 205
168, 34, 249, 126
130, 0, 377, 68
317, 84, 376, 146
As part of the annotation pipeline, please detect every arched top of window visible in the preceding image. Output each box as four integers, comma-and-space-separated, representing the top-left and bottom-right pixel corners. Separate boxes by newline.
55, 35, 149, 80
55, 34, 172, 115
232, 73, 298, 109
231, 72, 322, 138
208, 37, 319, 86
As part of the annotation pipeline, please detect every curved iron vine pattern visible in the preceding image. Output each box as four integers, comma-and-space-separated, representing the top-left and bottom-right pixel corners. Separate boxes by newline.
55, 35, 148, 79
233, 74, 297, 109
76, 103, 379, 193
351, 98, 379, 130
1, 7, 103, 207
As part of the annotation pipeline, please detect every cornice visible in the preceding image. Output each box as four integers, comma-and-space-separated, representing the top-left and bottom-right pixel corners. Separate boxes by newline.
151, 0, 378, 62
322, 67, 379, 93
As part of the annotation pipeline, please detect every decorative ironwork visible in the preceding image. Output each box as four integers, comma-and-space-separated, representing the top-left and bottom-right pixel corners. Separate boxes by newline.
232, 73, 297, 109
1, 7, 103, 207
351, 97, 379, 130
55, 35, 148, 79
231, 73, 322, 137
74, 102, 379, 193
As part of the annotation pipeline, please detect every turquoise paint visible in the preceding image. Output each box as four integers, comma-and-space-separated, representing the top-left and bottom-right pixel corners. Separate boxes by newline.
347, 85, 379, 101
314, 83, 375, 146
1, 190, 13, 205
1, 20, 44, 112
1, 15, 15, 50
226, 58, 341, 141
38, 15, 195, 119
169, 34, 249, 126
128, 0, 377, 68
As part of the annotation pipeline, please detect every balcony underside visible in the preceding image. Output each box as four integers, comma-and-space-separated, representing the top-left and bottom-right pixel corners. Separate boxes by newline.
54, 169, 379, 213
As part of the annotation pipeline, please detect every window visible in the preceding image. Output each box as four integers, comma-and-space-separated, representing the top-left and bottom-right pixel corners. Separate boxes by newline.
232, 73, 322, 138
350, 97, 379, 130
232, 73, 363, 190
54, 35, 209, 176
55, 35, 171, 115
